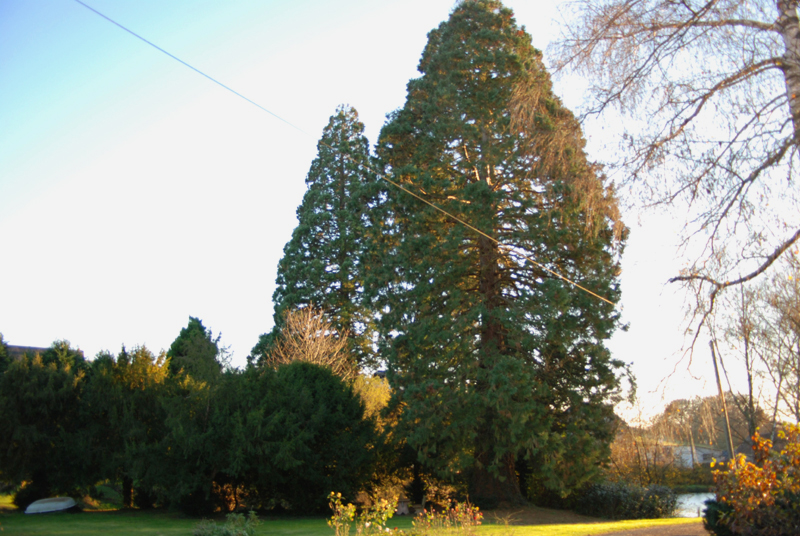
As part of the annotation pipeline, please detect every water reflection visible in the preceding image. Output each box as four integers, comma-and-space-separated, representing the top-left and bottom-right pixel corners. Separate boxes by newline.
675, 493, 714, 518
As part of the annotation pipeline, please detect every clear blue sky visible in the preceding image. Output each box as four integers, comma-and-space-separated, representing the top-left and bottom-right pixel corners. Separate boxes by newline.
0, 0, 716, 418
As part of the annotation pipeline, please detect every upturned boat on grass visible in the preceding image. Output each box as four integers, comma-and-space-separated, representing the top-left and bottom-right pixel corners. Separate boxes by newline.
25, 497, 78, 514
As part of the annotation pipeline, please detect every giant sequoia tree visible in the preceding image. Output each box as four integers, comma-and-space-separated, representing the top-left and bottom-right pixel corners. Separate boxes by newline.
375, 0, 626, 505
266, 105, 379, 367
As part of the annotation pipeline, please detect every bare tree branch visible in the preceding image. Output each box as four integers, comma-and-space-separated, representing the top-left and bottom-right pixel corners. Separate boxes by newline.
552, 0, 800, 352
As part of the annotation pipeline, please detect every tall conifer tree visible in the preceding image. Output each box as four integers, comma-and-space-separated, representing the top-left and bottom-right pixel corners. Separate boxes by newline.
267, 105, 378, 368
375, 0, 626, 505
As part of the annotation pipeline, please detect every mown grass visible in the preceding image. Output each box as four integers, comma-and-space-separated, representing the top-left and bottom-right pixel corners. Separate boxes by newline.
482, 517, 700, 536
0, 508, 700, 536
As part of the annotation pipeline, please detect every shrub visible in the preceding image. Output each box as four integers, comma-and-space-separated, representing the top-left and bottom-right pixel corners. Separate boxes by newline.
193, 511, 260, 536
702, 499, 736, 536
411, 502, 483, 536
12, 482, 49, 510
574, 482, 677, 519
327, 492, 397, 536
245, 363, 380, 513
672, 483, 713, 494
708, 424, 800, 535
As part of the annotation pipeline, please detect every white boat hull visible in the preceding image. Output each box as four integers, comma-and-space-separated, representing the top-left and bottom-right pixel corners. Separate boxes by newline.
25, 497, 77, 514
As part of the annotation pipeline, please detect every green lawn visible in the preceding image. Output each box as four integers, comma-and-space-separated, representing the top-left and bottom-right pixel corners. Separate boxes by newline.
480, 518, 700, 536
0, 509, 701, 536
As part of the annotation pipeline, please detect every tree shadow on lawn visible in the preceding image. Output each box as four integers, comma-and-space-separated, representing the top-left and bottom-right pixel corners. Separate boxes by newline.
487, 505, 601, 525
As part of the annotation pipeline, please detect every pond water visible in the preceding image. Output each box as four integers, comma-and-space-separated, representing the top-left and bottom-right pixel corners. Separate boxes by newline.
674, 493, 715, 518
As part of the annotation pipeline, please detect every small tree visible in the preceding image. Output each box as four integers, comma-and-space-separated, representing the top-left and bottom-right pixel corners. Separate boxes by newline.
762, 255, 800, 425
168, 317, 227, 383
262, 307, 356, 382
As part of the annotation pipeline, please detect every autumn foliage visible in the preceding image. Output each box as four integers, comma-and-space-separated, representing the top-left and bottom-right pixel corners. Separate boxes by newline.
709, 424, 800, 535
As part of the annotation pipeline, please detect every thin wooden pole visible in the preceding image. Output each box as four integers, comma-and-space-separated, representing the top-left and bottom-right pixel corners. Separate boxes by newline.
711, 339, 736, 460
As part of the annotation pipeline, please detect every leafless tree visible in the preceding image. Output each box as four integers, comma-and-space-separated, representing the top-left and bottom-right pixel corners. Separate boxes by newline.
264, 306, 356, 382
716, 286, 766, 440
762, 255, 800, 423
711, 253, 800, 430
551, 0, 800, 344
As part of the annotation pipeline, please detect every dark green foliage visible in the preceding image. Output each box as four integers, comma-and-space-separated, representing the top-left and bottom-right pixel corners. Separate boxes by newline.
82, 346, 170, 508
248, 331, 276, 366
12, 482, 51, 510
0, 333, 9, 374
41, 340, 88, 372
0, 326, 379, 516
151, 317, 229, 512
240, 362, 379, 513
150, 362, 378, 515
703, 499, 736, 536
146, 372, 230, 514
269, 105, 381, 368
574, 483, 678, 520
167, 317, 224, 382
374, 0, 625, 504
672, 483, 714, 494
0, 341, 93, 507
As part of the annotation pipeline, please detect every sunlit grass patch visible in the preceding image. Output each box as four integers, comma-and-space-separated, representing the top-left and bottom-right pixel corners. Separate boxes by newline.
480, 516, 701, 536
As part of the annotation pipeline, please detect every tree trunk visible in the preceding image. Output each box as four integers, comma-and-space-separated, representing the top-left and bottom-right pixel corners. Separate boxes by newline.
470, 225, 524, 507
410, 461, 425, 505
122, 475, 133, 509
778, 0, 800, 142
469, 414, 524, 507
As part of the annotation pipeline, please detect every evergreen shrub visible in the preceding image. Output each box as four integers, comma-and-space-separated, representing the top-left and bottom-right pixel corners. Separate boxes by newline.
702, 499, 736, 536
193, 512, 260, 536
12, 482, 49, 510
574, 482, 677, 519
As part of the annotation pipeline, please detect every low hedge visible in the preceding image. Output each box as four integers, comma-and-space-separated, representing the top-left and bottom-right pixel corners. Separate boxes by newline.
574, 483, 677, 520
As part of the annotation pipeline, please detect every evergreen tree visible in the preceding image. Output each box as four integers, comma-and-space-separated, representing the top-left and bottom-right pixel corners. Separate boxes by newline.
84, 346, 170, 508
0, 342, 93, 507
0, 333, 8, 374
167, 317, 224, 383
41, 339, 88, 372
375, 0, 626, 505
265, 105, 379, 368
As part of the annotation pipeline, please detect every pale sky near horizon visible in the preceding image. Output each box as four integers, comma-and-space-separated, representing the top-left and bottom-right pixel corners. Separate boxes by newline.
0, 0, 721, 419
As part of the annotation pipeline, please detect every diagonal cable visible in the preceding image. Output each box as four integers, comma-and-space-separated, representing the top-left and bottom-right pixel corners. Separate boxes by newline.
72, 0, 615, 306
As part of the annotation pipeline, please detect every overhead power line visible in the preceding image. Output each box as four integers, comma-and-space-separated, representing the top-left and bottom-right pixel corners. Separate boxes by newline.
72, 0, 615, 306
72, 0, 303, 135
